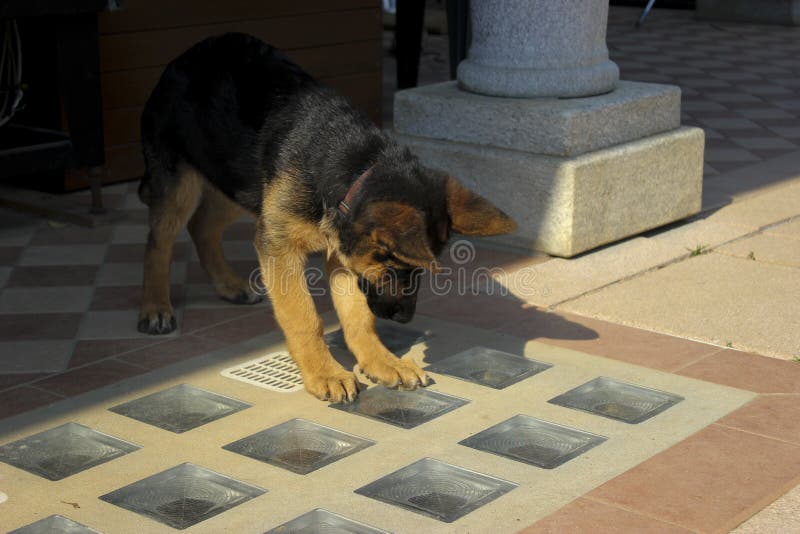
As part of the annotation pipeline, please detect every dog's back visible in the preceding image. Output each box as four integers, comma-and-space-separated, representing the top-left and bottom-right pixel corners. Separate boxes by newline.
139, 32, 358, 214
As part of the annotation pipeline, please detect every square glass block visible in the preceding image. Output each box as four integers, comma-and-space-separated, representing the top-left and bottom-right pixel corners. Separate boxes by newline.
331, 387, 468, 429
266, 509, 389, 534
426, 346, 552, 389
355, 458, 517, 523
0, 422, 140, 481
109, 383, 250, 433
548, 377, 684, 424
459, 415, 607, 469
9, 515, 101, 534
223, 418, 375, 475
325, 322, 427, 353
99, 462, 265, 530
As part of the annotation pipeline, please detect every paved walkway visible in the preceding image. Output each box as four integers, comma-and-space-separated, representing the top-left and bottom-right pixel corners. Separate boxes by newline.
0, 6, 799, 533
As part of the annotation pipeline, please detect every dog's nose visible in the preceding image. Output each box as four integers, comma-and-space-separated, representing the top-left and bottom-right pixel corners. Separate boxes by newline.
391, 310, 414, 323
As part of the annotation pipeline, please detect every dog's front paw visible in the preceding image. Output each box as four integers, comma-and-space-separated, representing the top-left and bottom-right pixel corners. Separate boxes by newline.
303, 365, 360, 403
359, 356, 431, 390
137, 308, 177, 335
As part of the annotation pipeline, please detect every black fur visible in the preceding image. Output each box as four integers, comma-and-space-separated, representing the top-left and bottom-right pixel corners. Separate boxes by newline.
138, 33, 473, 326
141, 33, 450, 260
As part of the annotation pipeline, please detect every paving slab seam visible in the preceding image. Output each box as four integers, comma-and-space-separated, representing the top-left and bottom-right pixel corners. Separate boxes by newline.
82, 337, 172, 362
19, 383, 66, 400
712, 421, 800, 448
548, 250, 709, 311
0, 348, 154, 397
578, 495, 703, 534
727, 474, 800, 534
109, 354, 152, 371
669, 348, 728, 374
550, 208, 800, 312
186, 308, 271, 336
714, 249, 800, 270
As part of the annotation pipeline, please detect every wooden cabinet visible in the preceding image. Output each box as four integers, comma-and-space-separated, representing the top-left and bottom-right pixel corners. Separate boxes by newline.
81, 0, 383, 188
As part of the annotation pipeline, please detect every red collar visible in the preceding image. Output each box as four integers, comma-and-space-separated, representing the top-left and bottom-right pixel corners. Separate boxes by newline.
337, 165, 374, 217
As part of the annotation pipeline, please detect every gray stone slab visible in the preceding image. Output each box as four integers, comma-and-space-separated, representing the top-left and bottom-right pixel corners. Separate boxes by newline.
395, 81, 681, 157
396, 127, 704, 257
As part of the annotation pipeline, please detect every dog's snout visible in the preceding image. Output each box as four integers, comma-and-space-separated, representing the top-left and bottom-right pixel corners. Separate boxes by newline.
391, 310, 414, 323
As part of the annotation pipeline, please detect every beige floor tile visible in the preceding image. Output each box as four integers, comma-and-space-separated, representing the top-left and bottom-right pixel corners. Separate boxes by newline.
499, 238, 684, 307
96, 262, 187, 287
18, 245, 107, 266
647, 219, 749, 250
717, 232, 800, 267
764, 218, 800, 240
560, 253, 800, 359
705, 180, 800, 230
0, 210, 38, 246
0, 286, 94, 314
0, 340, 75, 373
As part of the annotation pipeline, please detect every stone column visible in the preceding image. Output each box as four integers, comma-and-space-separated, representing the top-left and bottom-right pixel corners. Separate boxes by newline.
394, 0, 704, 257
458, 0, 620, 98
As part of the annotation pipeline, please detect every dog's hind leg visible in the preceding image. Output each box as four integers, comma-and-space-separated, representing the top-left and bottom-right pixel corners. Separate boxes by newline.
188, 185, 262, 305
138, 165, 202, 334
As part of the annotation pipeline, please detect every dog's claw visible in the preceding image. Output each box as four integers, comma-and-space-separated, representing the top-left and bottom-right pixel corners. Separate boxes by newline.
137, 312, 177, 335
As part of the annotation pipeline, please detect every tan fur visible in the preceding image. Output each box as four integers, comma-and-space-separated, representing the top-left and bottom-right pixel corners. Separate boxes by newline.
255, 171, 358, 402
139, 166, 203, 327
343, 201, 438, 283
446, 177, 517, 236
326, 254, 430, 388
188, 185, 256, 302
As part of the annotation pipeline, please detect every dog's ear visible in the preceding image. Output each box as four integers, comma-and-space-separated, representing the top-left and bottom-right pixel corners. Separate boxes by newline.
446, 177, 517, 236
365, 202, 438, 270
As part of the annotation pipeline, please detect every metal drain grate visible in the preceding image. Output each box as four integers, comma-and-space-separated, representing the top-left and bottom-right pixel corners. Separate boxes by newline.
459, 415, 607, 469
331, 387, 469, 429
266, 508, 390, 533
355, 458, 517, 523
221, 352, 304, 393
223, 418, 375, 475
109, 384, 250, 433
99, 463, 266, 530
549, 376, 684, 424
9, 515, 101, 534
325, 322, 428, 353
0, 422, 140, 481
426, 346, 552, 389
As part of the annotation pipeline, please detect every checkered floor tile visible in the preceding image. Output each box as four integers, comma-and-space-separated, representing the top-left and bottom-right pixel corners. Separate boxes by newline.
607, 7, 800, 176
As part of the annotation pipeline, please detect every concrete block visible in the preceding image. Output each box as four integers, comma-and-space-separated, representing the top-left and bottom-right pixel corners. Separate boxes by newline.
396, 127, 705, 257
395, 81, 681, 157
697, 0, 800, 25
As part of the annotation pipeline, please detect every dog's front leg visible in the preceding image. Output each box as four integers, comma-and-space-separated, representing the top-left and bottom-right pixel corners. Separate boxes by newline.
326, 256, 430, 389
256, 244, 359, 403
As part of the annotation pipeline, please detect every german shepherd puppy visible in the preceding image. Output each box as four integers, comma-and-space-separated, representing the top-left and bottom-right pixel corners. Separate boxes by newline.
137, 33, 516, 402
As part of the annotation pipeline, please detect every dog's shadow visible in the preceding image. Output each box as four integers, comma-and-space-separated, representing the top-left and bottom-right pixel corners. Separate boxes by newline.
326, 292, 597, 371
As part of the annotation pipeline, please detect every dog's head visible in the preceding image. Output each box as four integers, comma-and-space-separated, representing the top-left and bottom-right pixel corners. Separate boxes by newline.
337, 171, 516, 323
